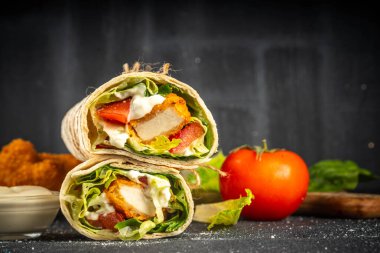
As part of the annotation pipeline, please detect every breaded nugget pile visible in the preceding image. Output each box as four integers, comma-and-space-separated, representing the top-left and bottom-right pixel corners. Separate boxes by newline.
0, 139, 81, 191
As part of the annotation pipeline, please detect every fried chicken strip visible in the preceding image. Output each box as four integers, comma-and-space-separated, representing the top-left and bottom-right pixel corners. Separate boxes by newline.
130, 93, 191, 142
105, 178, 156, 221
0, 139, 81, 191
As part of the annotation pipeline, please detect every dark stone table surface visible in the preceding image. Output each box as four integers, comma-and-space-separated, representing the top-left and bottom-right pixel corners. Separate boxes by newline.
1, 216, 379, 253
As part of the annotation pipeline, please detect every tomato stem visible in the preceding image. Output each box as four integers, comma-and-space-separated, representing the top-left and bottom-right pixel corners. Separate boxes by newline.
254, 139, 277, 161
229, 139, 277, 160
262, 139, 268, 151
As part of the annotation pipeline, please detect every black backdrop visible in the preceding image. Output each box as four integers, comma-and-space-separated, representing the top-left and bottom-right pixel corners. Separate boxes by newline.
1, 1, 379, 192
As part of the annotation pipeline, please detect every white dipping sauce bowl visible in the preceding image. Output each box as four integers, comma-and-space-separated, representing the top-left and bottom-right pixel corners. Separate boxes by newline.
0, 186, 60, 240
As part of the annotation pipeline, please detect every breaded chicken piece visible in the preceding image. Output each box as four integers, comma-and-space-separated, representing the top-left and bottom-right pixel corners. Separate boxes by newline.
130, 93, 191, 142
105, 178, 156, 221
0, 139, 38, 169
0, 139, 81, 191
38, 153, 81, 175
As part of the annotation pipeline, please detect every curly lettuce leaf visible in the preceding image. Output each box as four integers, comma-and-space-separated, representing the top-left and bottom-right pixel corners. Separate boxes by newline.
94, 77, 146, 105
308, 160, 378, 192
193, 189, 254, 230
115, 218, 156, 240
145, 78, 159, 95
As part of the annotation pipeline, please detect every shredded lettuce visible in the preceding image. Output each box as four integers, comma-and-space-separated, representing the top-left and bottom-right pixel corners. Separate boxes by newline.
63, 165, 189, 240
193, 189, 254, 230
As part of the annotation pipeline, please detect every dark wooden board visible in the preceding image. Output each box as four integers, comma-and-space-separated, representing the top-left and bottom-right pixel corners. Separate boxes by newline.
297, 192, 380, 218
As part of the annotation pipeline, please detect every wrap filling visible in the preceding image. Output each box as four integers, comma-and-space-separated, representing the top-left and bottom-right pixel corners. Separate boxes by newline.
63, 165, 190, 240
89, 78, 213, 159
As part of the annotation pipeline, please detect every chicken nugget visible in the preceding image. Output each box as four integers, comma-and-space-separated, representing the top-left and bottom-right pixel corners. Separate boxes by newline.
0, 139, 81, 191
39, 153, 81, 174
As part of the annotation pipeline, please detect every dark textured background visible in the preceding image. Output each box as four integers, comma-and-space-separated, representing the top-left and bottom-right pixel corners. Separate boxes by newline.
0, 1, 379, 192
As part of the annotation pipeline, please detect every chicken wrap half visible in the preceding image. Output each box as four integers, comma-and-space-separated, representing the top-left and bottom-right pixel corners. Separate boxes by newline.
62, 63, 218, 169
60, 156, 194, 240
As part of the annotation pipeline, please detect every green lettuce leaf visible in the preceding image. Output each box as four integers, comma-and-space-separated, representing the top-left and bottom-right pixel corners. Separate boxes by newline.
149, 173, 189, 233
94, 77, 146, 105
145, 78, 159, 95
157, 84, 172, 96
186, 152, 225, 192
115, 218, 156, 240
149, 136, 182, 152
308, 160, 378, 192
193, 189, 254, 230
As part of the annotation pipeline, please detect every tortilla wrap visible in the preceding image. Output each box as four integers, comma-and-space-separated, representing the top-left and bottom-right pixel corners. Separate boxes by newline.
61, 64, 218, 169
60, 155, 194, 240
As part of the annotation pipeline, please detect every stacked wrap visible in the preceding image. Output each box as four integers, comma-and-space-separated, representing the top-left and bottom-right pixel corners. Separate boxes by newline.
60, 156, 194, 240
60, 64, 218, 240
61, 66, 218, 169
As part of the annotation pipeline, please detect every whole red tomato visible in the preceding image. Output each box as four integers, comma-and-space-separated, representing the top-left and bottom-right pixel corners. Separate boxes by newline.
220, 141, 309, 220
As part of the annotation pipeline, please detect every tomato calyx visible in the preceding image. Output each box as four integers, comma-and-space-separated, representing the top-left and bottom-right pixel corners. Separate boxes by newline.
253, 139, 279, 161
230, 139, 280, 161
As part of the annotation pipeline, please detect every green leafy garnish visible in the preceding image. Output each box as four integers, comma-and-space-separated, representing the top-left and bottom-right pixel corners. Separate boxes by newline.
187, 152, 226, 192
308, 160, 378, 192
193, 189, 254, 230
149, 136, 182, 152
115, 218, 156, 240
158, 84, 173, 96
114, 218, 142, 230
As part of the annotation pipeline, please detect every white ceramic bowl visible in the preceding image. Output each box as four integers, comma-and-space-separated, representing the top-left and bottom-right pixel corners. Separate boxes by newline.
0, 186, 60, 240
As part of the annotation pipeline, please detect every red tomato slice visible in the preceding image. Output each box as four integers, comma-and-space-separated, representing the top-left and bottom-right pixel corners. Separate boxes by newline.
95, 144, 112, 149
96, 99, 131, 124
98, 212, 125, 231
87, 218, 102, 228
169, 122, 204, 154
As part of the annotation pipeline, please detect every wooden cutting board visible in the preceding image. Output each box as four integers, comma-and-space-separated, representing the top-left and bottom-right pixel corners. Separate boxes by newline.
296, 192, 380, 218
